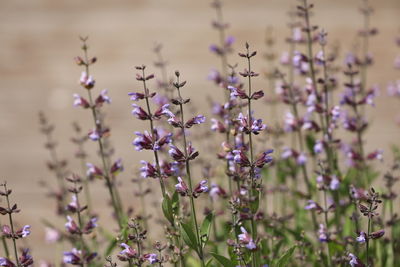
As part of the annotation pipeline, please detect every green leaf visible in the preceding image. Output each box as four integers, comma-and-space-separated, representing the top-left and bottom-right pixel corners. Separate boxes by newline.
200, 213, 213, 247
305, 134, 316, 156
162, 194, 174, 224
276, 245, 296, 267
250, 189, 260, 214
205, 258, 214, 267
172, 190, 180, 212
181, 221, 199, 255
210, 253, 236, 267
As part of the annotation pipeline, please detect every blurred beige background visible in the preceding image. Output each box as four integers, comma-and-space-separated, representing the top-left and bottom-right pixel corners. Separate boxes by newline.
0, 0, 399, 261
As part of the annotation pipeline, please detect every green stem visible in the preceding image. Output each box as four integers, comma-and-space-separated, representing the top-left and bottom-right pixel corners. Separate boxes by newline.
176, 83, 205, 267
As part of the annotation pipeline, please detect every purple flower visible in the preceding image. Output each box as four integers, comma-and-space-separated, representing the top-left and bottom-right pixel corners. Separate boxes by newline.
19, 249, 33, 267
65, 216, 79, 234
356, 231, 367, 243
160, 104, 175, 118
318, 224, 329, 242
86, 163, 103, 179
140, 161, 157, 178
185, 115, 206, 128
117, 243, 137, 261
283, 112, 297, 132
238, 227, 257, 250
168, 145, 186, 162
314, 140, 325, 154
131, 104, 150, 120
297, 152, 307, 165
254, 149, 273, 168
20, 225, 31, 238
95, 89, 111, 106
228, 86, 248, 99
144, 254, 159, 264
0, 258, 15, 267
194, 180, 209, 196
79, 71, 95, 89
128, 92, 145, 101
83, 217, 98, 234
110, 158, 124, 175
251, 118, 266, 134
348, 253, 365, 267
175, 177, 189, 196
66, 195, 79, 212
209, 183, 227, 201
210, 118, 226, 133
133, 131, 153, 151
233, 150, 250, 167
367, 149, 383, 161
305, 200, 323, 213
88, 129, 100, 141
63, 248, 82, 265
73, 94, 90, 108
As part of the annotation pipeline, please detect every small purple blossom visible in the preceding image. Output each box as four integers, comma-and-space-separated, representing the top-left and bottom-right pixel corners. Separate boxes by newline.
238, 227, 257, 250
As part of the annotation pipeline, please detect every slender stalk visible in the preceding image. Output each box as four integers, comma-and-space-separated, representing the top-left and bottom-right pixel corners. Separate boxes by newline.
4, 184, 19, 266
323, 190, 332, 267
140, 68, 167, 197
175, 77, 205, 267
80, 41, 123, 229
366, 200, 373, 267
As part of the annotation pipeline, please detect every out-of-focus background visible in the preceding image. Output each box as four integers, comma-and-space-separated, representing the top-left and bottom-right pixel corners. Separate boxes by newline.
0, 0, 399, 260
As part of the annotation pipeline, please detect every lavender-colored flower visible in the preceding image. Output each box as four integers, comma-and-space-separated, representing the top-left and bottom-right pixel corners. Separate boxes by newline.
329, 175, 340, 190
133, 131, 153, 151
65, 216, 79, 234
283, 112, 297, 132
251, 118, 266, 134
73, 94, 90, 109
110, 158, 124, 175
117, 243, 137, 261
88, 129, 100, 141
128, 92, 145, 101
20, 225, 31, 238
185, 115, 206, 128
139, 161, 156, 178
83, 217, 98, 234
304, 200, 323, 213
131, 104, 150, 120
160, 104, 175, 118
66, 195, 78, 212
175, 177, 189, 196
318, 224, 329, 242
95, 89, 111, 107
356, 231, 367, 243
169, 145, 186, 162
314, 140, 325, 154
63, 248, 82, 265
19, 249, 33, 267
254, 149, 273, 168
238, 227, 257, 250
0, 257, 15, 267
79, 71, 95, 89
228, 86, 248, 99
144, 254, 159, 264
86, 163, 103, 179
209, 183, 227, 201
348, 253, 365, 267
210, 118, 226, 133
233, 150, 250, 167
367, 149, 383, 161
297, 152, 307, 165
194, 180, 209, 196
